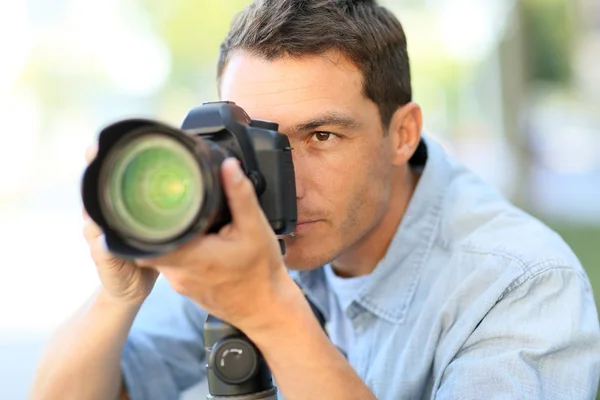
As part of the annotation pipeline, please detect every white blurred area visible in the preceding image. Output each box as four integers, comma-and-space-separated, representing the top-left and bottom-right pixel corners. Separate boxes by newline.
1, 0, 599, 398
0, 1, 162, 328
0, 1, 177, 398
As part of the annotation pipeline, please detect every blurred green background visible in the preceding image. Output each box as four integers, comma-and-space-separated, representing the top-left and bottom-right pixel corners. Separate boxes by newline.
1, 0, 598, 398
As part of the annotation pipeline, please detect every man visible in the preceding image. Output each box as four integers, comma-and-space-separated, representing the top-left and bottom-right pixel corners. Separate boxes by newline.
31, 0, 600, 399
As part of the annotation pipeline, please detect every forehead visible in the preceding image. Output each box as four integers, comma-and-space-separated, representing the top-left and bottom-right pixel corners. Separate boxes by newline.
218, 50, 369, 125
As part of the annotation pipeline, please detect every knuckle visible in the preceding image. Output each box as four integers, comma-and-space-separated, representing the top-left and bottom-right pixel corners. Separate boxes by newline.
82, 223, 94, 241
134, 258, 151, 268
104, 256, 126, 271
89, 241, 107, 262
92, 242, 117, 268
89, 248, 107, 268
83, 222, 100, 242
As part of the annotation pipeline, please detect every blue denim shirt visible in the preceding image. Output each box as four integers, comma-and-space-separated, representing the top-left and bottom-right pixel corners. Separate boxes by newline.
122, 136, 600, 399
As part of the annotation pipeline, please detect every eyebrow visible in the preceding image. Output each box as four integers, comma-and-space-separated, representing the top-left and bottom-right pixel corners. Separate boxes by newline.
290, 111, 360, 134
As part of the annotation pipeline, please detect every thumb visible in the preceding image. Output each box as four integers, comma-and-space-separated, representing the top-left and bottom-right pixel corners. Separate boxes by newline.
221, 158, 265, 232
85, 142, 98, 164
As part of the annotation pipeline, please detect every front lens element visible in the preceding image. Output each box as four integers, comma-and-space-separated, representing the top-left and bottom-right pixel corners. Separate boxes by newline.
100, 134, 204, 242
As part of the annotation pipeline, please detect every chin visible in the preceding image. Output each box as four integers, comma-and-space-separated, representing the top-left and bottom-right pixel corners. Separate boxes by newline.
282, 234, 337, 270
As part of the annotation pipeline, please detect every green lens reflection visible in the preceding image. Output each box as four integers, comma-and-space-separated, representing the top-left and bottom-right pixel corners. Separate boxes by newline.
101, 134, 203, 241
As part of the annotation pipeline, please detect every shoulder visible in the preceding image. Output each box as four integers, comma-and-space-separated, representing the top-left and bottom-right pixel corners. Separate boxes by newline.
425, 163, 599, 371
435, 163, 590, 297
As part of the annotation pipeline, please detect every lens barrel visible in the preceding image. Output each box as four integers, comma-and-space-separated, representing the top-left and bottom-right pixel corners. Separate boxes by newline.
82, 120, 230, 258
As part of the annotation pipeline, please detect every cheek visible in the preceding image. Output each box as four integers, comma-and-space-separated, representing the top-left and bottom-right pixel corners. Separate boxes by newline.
351, 161, 390, 213
346, 144, 392, 215
320, 151, 363, 198
324, 145, 390, 214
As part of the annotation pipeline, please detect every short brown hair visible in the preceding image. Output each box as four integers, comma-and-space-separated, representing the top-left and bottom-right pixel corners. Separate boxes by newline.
217, 0, 412, 128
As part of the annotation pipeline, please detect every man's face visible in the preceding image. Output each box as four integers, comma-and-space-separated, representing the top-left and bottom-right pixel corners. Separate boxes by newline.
219, 50, 396, 270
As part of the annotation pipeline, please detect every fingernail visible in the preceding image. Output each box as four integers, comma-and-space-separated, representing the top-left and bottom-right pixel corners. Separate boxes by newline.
226, 158, 243, 182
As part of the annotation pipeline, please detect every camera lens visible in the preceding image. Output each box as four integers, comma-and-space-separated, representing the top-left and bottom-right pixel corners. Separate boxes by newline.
82, 101, 296, 259
98, 133, 205, 243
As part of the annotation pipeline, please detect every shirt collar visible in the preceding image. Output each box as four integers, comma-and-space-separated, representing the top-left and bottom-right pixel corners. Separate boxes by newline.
292, 135, 454, 324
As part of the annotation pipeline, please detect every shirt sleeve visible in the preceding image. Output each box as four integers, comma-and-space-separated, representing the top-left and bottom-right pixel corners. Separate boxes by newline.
435, 267, 600, 400
121, 275, 208, 400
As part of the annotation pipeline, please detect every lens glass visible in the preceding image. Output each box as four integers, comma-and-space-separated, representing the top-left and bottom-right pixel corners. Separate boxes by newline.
100, 134, 204, 241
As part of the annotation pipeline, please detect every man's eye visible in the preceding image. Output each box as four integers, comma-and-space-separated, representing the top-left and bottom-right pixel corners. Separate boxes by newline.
310, 132, 334, 142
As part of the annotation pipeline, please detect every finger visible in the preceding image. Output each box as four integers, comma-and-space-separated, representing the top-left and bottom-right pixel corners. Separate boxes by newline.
133, 259, 160, 270
135, 257, 157, 268
221, 158, 264, 232
83, 219, 103, 242
134, 230, 223, 268
85, 142, 98, 164
89, 234, 110, 259
134, 237, 201, 268
135, 250, 187, 267
88, 235, 133, 270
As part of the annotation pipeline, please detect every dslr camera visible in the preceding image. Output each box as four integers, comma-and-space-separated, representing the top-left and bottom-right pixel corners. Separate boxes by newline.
81, 101, 297, 259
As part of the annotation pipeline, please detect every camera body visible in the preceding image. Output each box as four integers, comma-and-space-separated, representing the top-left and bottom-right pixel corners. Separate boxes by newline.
180, 101, 297, 234
81, 101, 297, 259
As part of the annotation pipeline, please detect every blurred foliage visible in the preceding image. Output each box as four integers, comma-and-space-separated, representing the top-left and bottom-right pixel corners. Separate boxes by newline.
138, 0, 251, 90
135, 1, 475, 131
521, 0, 574, 85
549, 223, 600, 312
551, 224, 600, 400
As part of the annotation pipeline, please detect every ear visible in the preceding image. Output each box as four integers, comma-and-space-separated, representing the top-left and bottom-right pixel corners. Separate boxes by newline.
387, 102, 422, 166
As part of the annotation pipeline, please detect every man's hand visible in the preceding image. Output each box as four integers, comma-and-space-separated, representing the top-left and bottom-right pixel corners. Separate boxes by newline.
135, 158, 376, 400
83, 143, 159, 306
136, 158, 297, 332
